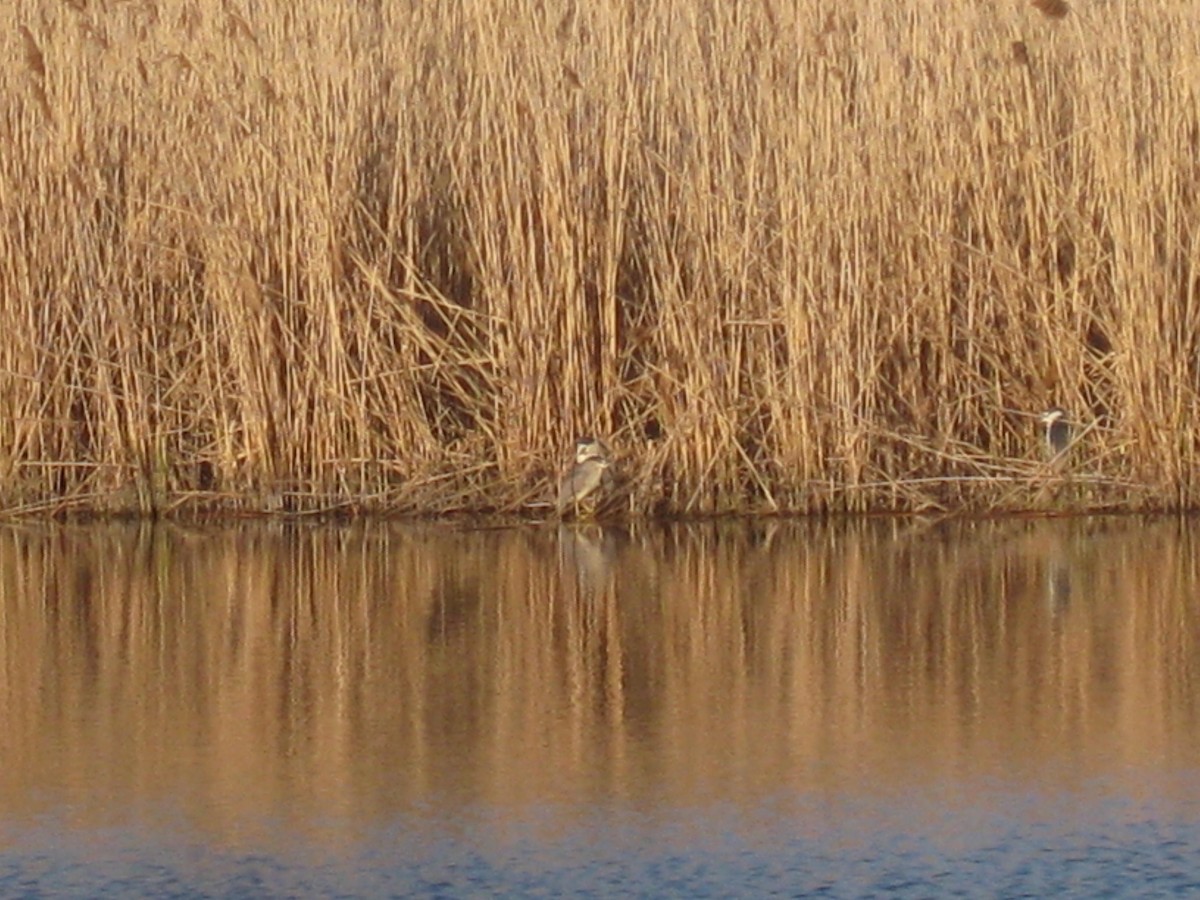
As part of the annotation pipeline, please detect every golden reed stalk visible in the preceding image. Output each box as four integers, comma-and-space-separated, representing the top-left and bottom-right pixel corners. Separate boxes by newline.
0, 1, 1195, 516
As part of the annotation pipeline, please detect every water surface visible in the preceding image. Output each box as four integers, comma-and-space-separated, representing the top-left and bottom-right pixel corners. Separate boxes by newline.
1, 517, 1198, 896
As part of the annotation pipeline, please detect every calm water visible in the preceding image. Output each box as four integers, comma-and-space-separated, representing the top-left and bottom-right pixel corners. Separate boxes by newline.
1, 517, 1199, 897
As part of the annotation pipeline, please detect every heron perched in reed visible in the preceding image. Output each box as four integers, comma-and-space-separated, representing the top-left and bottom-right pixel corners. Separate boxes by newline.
556, 436, 614, 517
1039, 407, 1071, 457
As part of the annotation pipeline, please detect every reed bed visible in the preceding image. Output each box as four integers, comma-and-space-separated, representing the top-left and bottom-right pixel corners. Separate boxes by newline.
1, 0, 1199, 516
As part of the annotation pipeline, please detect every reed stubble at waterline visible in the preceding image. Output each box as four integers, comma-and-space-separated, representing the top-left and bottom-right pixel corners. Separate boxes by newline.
1, 1, 1195, 516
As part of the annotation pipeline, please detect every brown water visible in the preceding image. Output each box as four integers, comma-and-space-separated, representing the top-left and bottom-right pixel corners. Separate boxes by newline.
1, 517, 1199, 897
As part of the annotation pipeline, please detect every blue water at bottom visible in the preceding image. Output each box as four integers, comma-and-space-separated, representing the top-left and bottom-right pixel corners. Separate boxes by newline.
3, 778, 1198, 899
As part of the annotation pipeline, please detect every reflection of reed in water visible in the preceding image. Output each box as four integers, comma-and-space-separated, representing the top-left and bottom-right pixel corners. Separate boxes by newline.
0, 518, 1197, 821
886, 516, 1081, 618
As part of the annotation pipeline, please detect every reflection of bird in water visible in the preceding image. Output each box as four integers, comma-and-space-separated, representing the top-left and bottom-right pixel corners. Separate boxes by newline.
1039, 407, 1072, 458
557, 436, 615, 518
557, 523, 619, 595
1045, 555, 1071, 615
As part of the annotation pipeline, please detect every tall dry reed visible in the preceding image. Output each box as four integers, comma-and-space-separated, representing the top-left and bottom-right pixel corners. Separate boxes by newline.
1, 0, 1198, 515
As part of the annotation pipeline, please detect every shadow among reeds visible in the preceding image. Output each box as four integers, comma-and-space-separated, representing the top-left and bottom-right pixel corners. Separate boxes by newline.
1, 517, 1198, 823
2, 2, 1200, 514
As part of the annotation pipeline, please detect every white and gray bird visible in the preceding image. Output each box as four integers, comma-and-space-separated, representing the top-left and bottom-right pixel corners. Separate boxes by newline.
556, 436, 614, 517
1039, 407, 1071, 457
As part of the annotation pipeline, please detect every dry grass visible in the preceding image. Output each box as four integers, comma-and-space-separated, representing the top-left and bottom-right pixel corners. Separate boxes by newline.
1, 0, 1199, 517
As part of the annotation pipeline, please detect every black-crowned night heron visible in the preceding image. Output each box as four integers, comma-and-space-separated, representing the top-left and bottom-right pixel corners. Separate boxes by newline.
556, 436, 614, 517
1039, 407, 1071, 457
